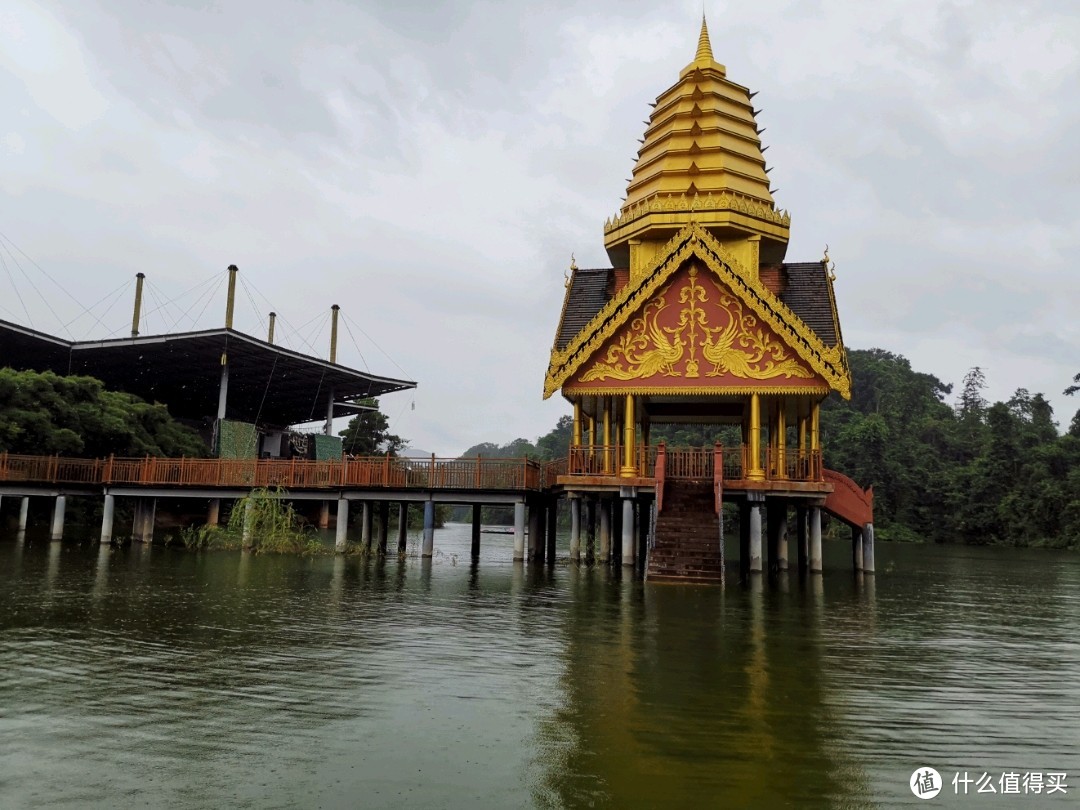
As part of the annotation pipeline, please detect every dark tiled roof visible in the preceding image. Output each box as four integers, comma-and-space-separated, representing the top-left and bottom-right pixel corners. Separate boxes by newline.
555, 268, 614, 350
779, 261, 840, 347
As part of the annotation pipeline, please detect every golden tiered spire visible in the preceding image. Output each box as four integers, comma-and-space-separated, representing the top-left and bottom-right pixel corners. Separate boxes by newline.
604, 15, 790, 274
695, 15, 712, 64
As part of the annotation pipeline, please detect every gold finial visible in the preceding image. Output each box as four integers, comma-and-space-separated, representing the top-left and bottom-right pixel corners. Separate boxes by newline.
823, 244, 836, 280
569, 252, 578, 271
822, 243, 830, 264
695, 14, 713, 63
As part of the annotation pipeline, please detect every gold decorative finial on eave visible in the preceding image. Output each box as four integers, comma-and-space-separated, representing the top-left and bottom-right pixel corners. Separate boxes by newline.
696, 14, 713, 64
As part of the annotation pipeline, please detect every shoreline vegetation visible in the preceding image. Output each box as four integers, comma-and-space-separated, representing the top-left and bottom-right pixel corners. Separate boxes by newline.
3, 351, 1079, 551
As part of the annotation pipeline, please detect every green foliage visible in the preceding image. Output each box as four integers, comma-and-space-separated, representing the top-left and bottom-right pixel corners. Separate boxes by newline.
0, 367, 207, 457
338, 398, 405, 456
180, 488, 328, 555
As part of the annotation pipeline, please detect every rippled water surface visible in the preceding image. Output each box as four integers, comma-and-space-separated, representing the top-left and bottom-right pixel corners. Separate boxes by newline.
2, 524, 1078, 808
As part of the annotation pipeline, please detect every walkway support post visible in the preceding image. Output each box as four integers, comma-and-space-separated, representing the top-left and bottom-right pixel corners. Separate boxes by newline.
101, 493, 115, 544
862, 523, 875, 574
207, 498, 220, 527
513, 501, 526, 562
599, 500, 611, 564
397, 503, 408, 555
796, 505, 808, 572
335, 498, 349, 552
809, 506, 823, 573
621, 496, 635, 567
377, 502, 389, 555
18, 497, 29, 536
471, 504, 481, 559
142, 498, 157, 544
569, 497, 581, 562
546, 498, 557, 563
50, 495, 66, 541
422, 501, 435, 558
242, 498, 254, 547
749, 501, 763, 573
766, 501, 785, 574
585, 498, 596, 563
361, 502, 372, 551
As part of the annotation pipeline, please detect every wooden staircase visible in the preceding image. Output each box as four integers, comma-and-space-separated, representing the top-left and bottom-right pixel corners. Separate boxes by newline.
647, 480, 724, 584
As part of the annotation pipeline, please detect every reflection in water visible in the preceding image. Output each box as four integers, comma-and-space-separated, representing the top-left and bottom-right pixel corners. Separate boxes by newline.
0, 528, 1077, 808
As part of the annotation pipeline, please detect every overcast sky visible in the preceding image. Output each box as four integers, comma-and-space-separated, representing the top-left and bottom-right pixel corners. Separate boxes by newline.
2, 0, 1077, 454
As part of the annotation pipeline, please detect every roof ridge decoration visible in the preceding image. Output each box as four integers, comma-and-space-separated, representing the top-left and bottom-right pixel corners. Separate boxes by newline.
544, 222, 850, 399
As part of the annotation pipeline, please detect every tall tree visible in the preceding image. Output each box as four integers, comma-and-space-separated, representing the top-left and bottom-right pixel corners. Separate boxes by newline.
338, 398, 405, 456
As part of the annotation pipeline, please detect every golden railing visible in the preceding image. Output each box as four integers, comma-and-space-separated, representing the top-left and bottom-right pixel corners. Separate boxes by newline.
566, 444, 654, 477
558, 445, 823, 484
0, 452, 544, 492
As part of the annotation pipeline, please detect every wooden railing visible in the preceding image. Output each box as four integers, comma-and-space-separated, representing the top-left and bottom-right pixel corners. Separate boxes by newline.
654, 443, 666, 512
0, 452, 543, 492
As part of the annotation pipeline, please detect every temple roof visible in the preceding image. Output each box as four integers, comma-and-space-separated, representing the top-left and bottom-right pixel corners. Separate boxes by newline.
604, 16, 789, 263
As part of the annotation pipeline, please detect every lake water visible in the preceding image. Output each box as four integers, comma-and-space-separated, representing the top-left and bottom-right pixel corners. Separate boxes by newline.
1, 523, 1078, 808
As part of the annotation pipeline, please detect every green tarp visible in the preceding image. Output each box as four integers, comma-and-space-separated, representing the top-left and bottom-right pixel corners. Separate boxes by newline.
313, 434, 343, 460
217, 419, 259, 459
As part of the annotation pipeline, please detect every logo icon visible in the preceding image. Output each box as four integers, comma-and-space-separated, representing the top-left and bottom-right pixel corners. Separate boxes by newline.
911, 768, 942, 799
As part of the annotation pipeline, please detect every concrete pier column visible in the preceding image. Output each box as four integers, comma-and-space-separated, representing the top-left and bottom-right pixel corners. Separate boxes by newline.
852, 525, 863, 572
749, 503, 763, 573
585, 498, 596, 563
319, 501, 330, 530
335, 498, 350, 552
100, 493, 115, 544
862, 523, 875, 574
397, 503, 408, 554
546, 499, 557, 563
637, 501, 648, 570
513, 501, 526, 562
377, 502, 389, 555
361, 502, 372, 550
50, 495, 67, 541
470, 504, 481, 559
207, 498, 221, 526
422, 501, 435, 558
809, 506, 823, 573
242, 498, 255, 547
141, 498, 157, 544
796, 506, 808, 572
766, 502, 785, 574
739, 500, 751, 577
569, 497, 581, 562
528, 501, 542, 562
599, 500, 611, 563
776, 504, 789, 571
621, 497, 635, 567
18, 496, 29, 536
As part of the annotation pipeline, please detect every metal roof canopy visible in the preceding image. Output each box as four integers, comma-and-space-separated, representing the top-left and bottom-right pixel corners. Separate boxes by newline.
0, 319, 416, 427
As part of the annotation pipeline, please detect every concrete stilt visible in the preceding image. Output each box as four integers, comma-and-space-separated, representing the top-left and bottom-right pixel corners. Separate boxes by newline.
809, 506, 823, 573
18, 496, 29, 536
207, 498, 221, 526
130, 500, 143, 543
585, 499, 596, 563
766, 502, 785, 574
319, 501, 330, 530
599, 500, 611, 563
361, 502, 372, 551
637, 501, 648, 570
141, 498, 157, 544
796, 506, 808, 572
377, 502, 389, 555
621, 498, 635, 567
100, 493, 115, 544
569, 498, 581, 562
422, 501, 435, 558
513, 501, 526, 561
242, 498, 255, 547
335, 498, 350, 552
739, 500, 751, 577
397, 503, 408, 554
852, 525, 863, 572
50, 495, 67, 541
546, 499, 557, 563
862, 523, 875, 574
528, 501, 542, 561
749, 504, 763, 573
470, 504, 481, 559
776, 504, 789, 571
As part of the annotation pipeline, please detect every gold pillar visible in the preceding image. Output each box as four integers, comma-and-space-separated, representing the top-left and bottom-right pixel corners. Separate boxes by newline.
776, 397, 787, 479
620, 394, 636, 478
797, 398, 808, 479
810, 400, 821, 451
748, 393, 764, 480
572, 400, 582, 447
602, 398, 613, 475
